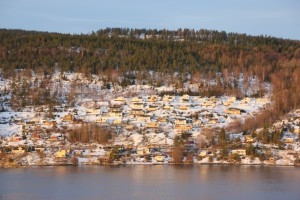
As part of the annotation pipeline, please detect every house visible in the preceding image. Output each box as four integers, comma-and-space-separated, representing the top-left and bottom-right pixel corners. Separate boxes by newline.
113, 118, 122, 124
256, 98, 269, 103
131, 109, 145, 116
130, 97, 142, 102
241, 97, 251, 104
114, 97, 126, 102
175, 124, 192, 131
244, 135, 254, 143
56, 149, 67, 158
208, 119, 218, 124
224, 108, 242, 115
35, 147, 45, 153
136, 147, 150, 155
293, 126, 299, 134
137, 115, 151, 122
147, 105, 159, 111
163, 105, 171, 110
62, 113, 75, 122
199, 150, 214, 157
155, 155, 165, 162
109, 111, 122, 117
177, 105, 189, 110
25, 121, 35, 126
163, 95, 174, 102
131, 102, 144, 109
157, 117, 167, 123
148, 95, 158, 102
231, 149, 246, 156
96, 117, 107, 123
44, 120, 57, 126
284, 138, 295, 143
174, 117, 186, 125
179, 94, 189, 102
193, 120, 202, 127
11, 147, 25, 154
222, 97, 235, 106
87, 108, 100, 115
125, 125, 134, 130
11, 136, 22, 142
31, 133, 40, 140
201, 101, 216, 107
110, 105, 122, 112
49, 133, 63, 141
146, 122, 158, 128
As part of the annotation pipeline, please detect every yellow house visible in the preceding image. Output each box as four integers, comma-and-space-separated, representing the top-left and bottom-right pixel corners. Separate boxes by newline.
114, 97, 126, 102
110, 106, 122, 112
113, 118, 122, 124
147, 105, 159, 111
146, 122, 158, 128
244, 135, 254, 143
231, 149, 246, 156
131, 109, 145, 116
148, 95, 158, 102
125, 125, 134, 130
223, 101, 233, 106
136, 147, 150, 155
137, 115, 151, 122
131, 102, 144, 109
155, 155, 165, 162
193, 120, 202, 127
208, 119, 218, 124
222, 97, 236, 106
241, 97, 251, 104
12, 147, 25, 154
256, 98, 269, 103
223, 97, 236, 106
224, 108, 241, 115
174, 118, 186, 125
130, 97, 142, 102
293, 127, 299, 134
228, 97, 236, 102
56, 150, 66, 158
177, 105, 189, 110
163, 95, 174, 102
284, 138, 294, 143
163, 105, 170, 110
199, 150, 214, 157
96, 116, 107, 123
201, 101, 216, 107
157, 117, 167, 122
179, 94, 190, 102
109, 111, 122, 117
175, 124, 192, 131
87, 109, 100, 115
44, 120, 57, 126
62, 113, 75, 122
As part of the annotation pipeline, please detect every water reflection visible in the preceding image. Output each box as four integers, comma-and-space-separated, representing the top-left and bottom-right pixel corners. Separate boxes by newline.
0, 165, 300, 200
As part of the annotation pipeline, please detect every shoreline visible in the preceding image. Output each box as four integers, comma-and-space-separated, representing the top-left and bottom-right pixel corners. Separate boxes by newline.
2, 162, 298, 169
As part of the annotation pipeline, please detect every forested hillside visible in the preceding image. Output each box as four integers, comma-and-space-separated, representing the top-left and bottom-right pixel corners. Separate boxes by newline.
0, 28, 299, 123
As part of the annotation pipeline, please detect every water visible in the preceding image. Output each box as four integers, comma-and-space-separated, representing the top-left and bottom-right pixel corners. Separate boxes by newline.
0, 165, 299, 200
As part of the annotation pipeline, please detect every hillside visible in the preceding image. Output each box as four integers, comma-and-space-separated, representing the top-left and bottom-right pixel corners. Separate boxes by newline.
0, 28, 300, 166
0, 28, 299, 117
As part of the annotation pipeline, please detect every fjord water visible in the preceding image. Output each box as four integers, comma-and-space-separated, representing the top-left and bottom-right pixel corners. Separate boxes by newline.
0, 165, 299, 200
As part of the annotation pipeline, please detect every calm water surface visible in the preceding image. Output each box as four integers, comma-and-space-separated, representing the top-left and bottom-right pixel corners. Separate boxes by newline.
0, 165, 299, 200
